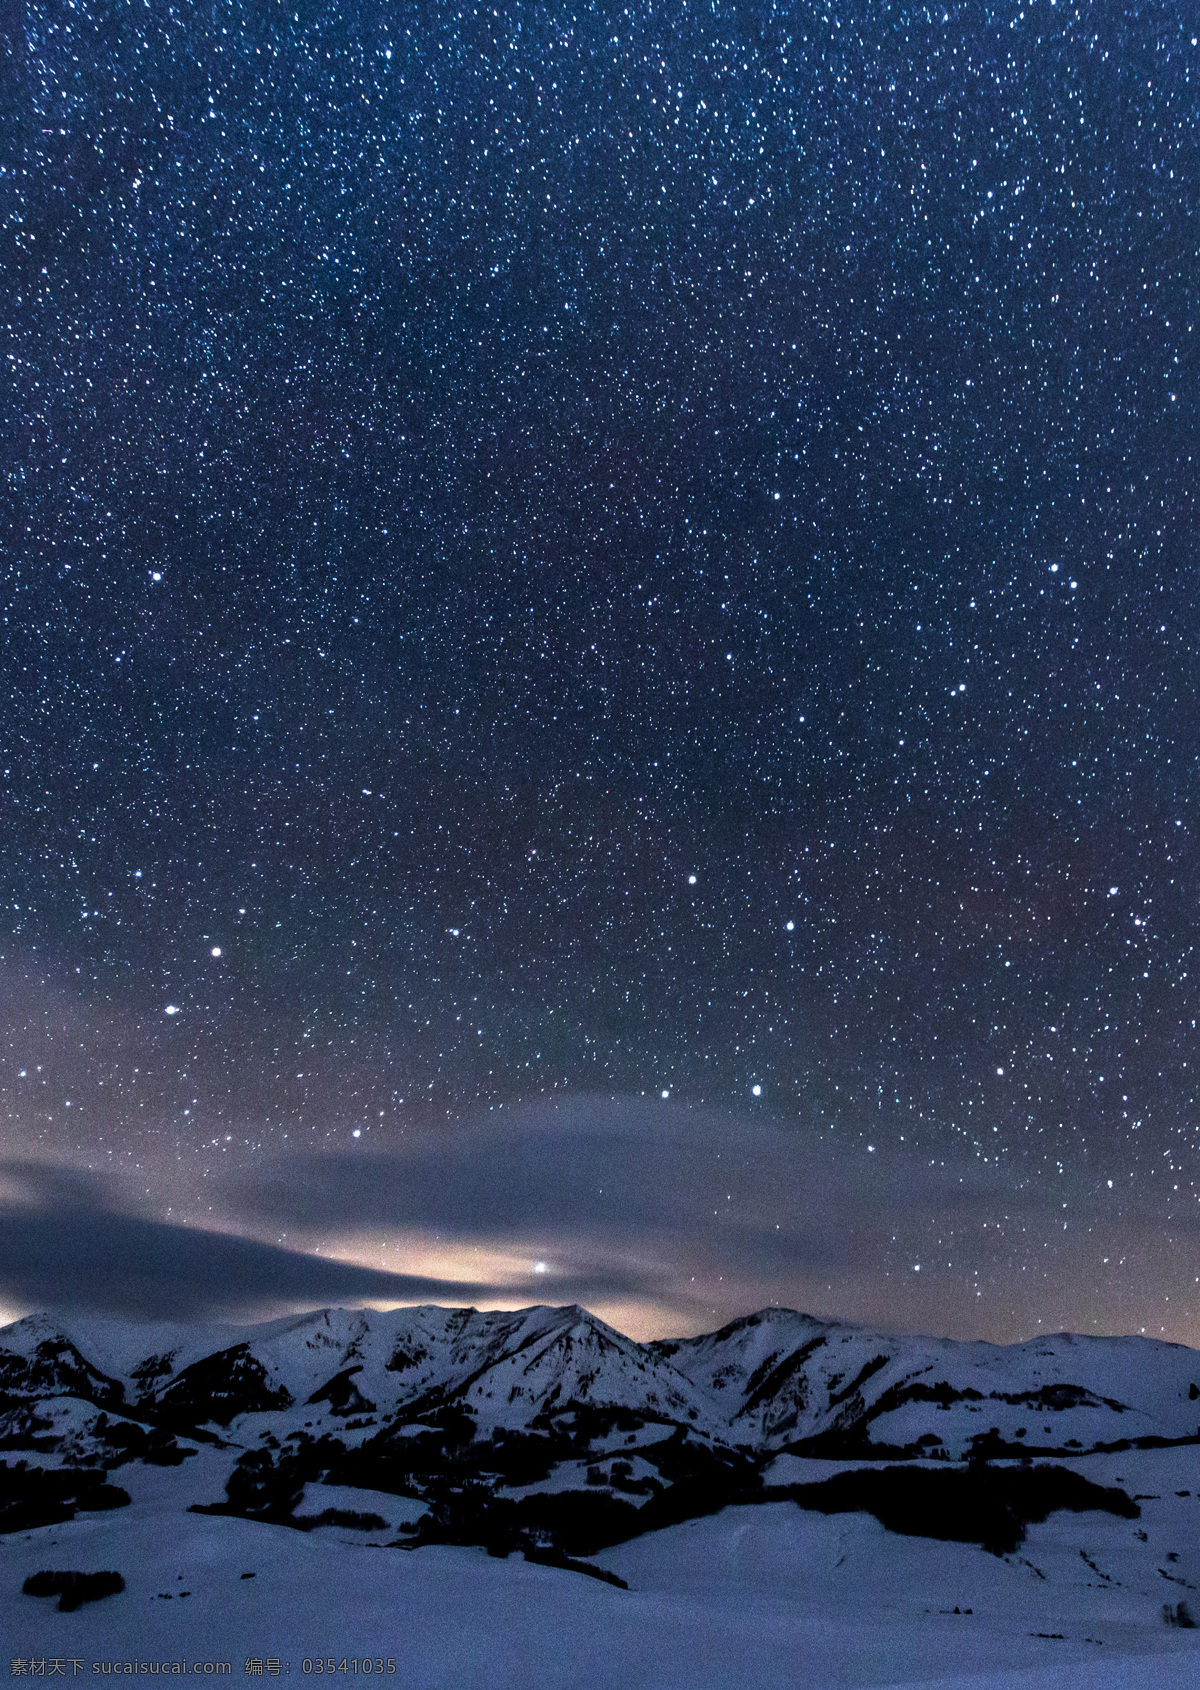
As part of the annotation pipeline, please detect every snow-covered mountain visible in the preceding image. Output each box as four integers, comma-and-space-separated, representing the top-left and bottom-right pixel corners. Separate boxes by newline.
3, 1303, 1196, 1464
1, 1303, 708, 1441
652, 1308, 1200, 1455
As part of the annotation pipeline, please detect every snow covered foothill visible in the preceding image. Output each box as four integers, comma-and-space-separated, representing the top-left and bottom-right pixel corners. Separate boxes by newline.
0, 1452, 1196, 1687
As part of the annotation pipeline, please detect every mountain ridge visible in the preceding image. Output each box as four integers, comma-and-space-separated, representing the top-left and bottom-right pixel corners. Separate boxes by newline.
3, 1302, 1197, 1461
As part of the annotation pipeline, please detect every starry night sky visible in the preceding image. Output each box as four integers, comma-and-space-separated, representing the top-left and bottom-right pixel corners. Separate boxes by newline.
2, 0, 1199, 1343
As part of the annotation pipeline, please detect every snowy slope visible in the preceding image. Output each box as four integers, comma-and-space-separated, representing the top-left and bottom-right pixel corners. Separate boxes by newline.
1, 1445, 1197, 1688
652, 1308, 1200, 1454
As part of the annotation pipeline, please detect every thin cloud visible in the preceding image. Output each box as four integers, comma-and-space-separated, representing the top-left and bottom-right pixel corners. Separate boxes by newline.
0, 1158, 661, 1322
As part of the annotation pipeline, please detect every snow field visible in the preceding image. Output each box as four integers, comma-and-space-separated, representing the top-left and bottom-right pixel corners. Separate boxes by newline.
1, 1448, 1197, 1689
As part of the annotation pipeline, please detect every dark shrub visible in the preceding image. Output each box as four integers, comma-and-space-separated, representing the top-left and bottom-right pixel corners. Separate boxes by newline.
786, 1464, 1138, 1556
200, 1434, 351, 1522
301, 1508, 388, 1532
90, 1415, 188, 1466
417, 1483, 523, 1558
524, 1546, 628, 1587
143, 1442, 194, 1467
326, 1446, 420, 1498
1, 1464, 130, 1535
22, 1570, 68, 1597
479, 1430, 564, 1486
223, 1449, 307, 1519
74, 1484, 131, 1511
517, 1489, 642, 1556
23, 1570, 125, 1611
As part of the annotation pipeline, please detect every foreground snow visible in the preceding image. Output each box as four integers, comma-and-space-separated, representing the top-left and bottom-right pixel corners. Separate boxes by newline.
2, 1445, 1198, 1688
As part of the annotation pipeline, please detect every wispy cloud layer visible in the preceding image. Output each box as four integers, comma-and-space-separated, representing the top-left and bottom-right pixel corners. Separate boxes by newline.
5, 1094, 1174, 1341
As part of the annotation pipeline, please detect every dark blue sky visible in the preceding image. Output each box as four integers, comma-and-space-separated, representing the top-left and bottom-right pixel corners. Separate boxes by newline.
2, 0, 1198, 1341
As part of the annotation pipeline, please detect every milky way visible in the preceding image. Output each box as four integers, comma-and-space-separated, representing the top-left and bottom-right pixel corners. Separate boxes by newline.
2, 2, 1198, 1342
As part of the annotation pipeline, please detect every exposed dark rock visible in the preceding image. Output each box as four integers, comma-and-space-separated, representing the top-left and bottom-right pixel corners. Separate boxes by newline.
129, 1352, 179, 1395
152, 1344, 293, 1427
0, 1338, 125, 1411
829, 1355, 890, 1410
733, 1335, 829, 1430
307, 1366, 377, 1418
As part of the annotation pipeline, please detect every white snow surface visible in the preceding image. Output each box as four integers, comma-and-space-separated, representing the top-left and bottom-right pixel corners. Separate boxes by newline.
2, 1448, 1198, 1687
